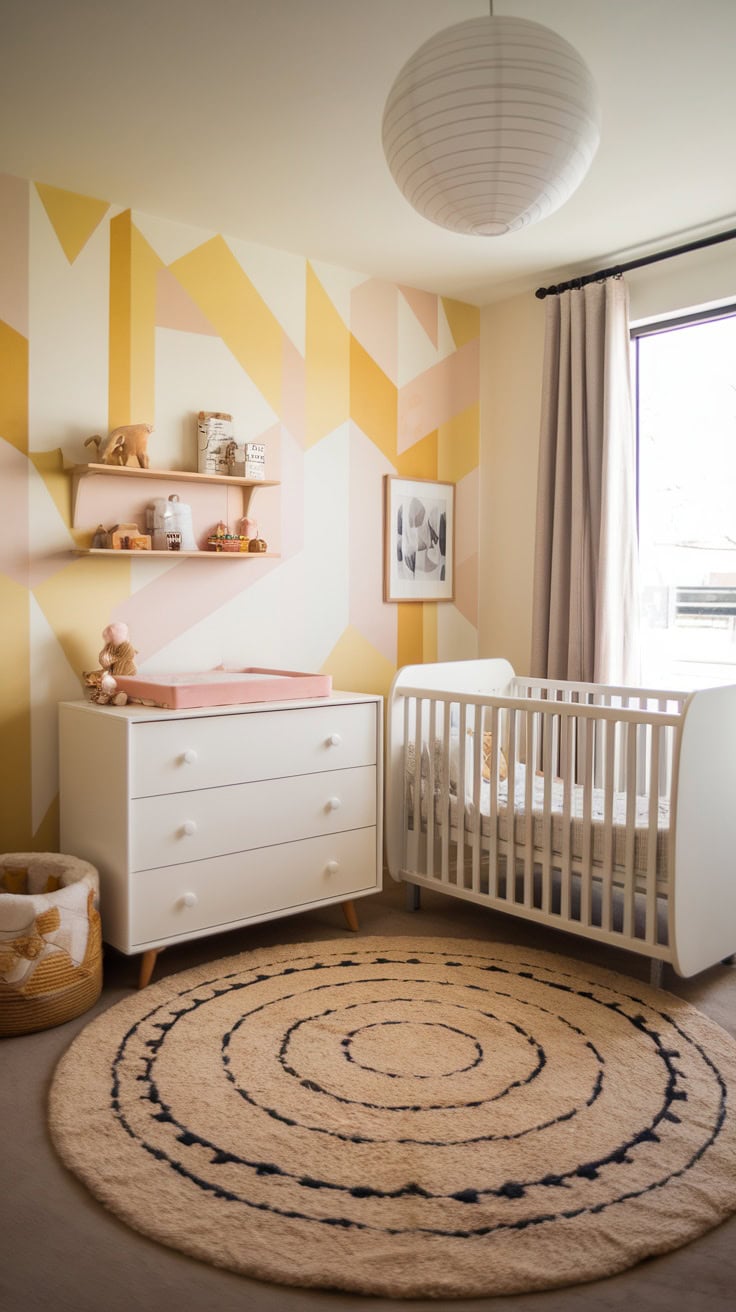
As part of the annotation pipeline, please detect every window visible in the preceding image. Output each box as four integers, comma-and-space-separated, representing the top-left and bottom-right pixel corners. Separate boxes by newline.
633, 307, 736, 689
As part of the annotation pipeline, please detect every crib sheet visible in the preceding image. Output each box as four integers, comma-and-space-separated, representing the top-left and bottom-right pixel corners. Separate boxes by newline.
408, 754, 670, 883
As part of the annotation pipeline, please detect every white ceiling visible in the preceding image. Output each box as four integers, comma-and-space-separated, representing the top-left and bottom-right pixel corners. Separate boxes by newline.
2, 0, 736, 306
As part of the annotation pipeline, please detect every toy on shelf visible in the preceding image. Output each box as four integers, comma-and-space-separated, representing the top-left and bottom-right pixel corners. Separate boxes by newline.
82, 622, 138, 706
206, 520, 243, 552
237, 515, 267, 553
109, 522, 151, 551
84, 423, 153, 469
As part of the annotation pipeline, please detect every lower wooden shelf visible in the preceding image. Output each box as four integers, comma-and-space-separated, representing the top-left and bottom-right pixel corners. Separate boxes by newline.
71, 549, 279, 559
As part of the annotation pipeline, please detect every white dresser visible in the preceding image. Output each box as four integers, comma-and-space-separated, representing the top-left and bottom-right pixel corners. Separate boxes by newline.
59, 693, 383, 985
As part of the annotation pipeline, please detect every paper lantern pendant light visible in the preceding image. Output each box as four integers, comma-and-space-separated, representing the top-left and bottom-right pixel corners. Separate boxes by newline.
382, 15, 600, 236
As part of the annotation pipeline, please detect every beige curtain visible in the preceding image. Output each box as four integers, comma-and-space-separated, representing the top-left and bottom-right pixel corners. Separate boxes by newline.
530, 277, 640, 686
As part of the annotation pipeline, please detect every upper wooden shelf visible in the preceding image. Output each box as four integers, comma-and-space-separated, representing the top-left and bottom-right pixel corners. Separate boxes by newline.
70, 463, 279, 489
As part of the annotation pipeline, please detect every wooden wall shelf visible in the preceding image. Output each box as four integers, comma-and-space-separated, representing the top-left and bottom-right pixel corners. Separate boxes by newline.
71, 549, 278, 559
68, 463, 280, 557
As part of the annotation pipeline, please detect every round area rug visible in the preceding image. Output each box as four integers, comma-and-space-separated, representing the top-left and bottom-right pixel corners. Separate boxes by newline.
49, 937, 736, 1299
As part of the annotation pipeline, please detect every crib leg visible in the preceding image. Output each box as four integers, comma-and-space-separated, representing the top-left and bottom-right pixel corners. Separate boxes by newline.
405, 883, 421, 912
649, 959, 664, 990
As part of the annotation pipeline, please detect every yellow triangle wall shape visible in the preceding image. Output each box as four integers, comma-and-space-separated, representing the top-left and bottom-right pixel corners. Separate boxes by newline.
30, 448, 71, 529
33, 556, 133, 680
442, 297, 481, 350
349, 336, 397, 462
0, 321, 28, 454
321, 626, 397, 702
109, 212, 163, 429
398, 603, 425, 670
170, 236, 283, 417
35, 183, 110, 264
438, 403, 479, 484
306, 264, 350, 448
396, 430, 438, 482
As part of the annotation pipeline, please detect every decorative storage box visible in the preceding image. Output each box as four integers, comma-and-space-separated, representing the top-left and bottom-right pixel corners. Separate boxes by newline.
197, 411, 234, 475
243, 442, 265, 480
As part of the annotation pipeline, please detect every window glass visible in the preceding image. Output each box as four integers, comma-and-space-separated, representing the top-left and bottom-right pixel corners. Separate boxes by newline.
635, 311, 736, 689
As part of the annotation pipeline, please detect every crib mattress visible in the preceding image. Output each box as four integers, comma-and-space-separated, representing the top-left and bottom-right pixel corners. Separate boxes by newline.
411, 764, 671, 884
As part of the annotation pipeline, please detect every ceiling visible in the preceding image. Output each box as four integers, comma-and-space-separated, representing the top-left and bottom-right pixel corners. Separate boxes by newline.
2, 0, 736, 306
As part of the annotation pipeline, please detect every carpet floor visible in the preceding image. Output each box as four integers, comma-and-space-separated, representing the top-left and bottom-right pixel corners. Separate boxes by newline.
4, 879, 736, 1311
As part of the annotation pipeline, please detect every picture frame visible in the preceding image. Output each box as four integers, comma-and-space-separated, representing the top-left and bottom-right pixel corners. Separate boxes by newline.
383, 475, 455, 602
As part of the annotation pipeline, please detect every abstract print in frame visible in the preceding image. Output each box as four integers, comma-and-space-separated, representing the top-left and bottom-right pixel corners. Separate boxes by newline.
384, 476, 455, 602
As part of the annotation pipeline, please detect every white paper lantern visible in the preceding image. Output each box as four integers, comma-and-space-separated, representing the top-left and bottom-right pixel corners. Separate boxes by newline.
382, 15, 600, 236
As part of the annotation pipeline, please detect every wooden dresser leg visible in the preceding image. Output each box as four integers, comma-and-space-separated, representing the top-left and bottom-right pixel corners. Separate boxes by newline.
138, 949, 159, 989
342, 900, 359, 932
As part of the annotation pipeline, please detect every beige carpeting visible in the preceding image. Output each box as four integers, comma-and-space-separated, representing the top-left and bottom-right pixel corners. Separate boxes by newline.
48, 931, 736, 1299
4, 880, 736, 1310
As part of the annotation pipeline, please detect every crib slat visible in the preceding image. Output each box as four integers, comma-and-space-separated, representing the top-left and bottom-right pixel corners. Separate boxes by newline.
560, 714, 574, 921
470, 709, 482, 894
439, 700, 451, 885
426, 698, 436, 879
505, 707, 517, 904
541, 712, 553, 913
646, 725, 661, 946
524, 709, 535, 906
408, 696, 420, 876
488, 704, 500, 898
580, 716, 593, 928
593, 692, 605, 789
601, 720, 616, 931
457, 701, 468, 890
623, 721, 637, 939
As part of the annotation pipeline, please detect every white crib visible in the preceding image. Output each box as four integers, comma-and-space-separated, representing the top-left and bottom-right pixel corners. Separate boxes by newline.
386, 659, 736, 985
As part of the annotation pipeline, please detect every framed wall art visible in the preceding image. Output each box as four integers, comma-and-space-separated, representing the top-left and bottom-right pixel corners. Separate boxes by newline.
383, 475, 455, 602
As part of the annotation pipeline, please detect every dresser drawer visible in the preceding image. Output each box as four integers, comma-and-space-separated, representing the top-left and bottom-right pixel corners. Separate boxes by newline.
129, 827, 378, 947
129, 702, 377, 797
130, 766, 376, 871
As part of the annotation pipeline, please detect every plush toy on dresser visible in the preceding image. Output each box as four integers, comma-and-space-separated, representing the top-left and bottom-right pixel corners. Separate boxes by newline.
82, 622, 137, 706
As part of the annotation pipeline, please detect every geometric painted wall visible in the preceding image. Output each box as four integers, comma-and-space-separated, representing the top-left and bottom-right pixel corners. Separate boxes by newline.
0, 173, 480, 851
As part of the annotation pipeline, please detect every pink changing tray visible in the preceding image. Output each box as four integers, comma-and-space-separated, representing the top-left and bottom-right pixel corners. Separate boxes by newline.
113, 667, 332, 710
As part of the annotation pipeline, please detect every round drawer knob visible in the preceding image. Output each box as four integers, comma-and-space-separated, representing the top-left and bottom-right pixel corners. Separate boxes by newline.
182, 749, 198, 765
182, 820, 197, 836
327, 733, 342, 747
326, 796, 341, 812
325, 860, 339, 875
181, 891, 198, 908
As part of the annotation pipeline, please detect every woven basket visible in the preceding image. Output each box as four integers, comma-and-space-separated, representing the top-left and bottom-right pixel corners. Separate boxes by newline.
0, 852, 103, 1036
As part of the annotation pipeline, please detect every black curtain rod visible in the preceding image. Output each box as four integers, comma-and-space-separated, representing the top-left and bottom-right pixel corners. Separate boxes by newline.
534, 225, 736, 299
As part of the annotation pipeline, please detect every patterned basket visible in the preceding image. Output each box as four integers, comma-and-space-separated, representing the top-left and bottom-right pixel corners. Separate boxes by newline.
0, 853, 102, 1036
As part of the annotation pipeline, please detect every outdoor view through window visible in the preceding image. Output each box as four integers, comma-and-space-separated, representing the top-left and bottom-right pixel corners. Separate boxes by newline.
636, 309, 736, 690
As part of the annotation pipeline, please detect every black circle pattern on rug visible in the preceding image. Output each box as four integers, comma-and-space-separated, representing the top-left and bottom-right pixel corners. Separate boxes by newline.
49, 939, 736, 1299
